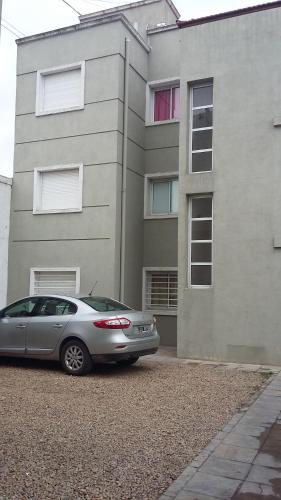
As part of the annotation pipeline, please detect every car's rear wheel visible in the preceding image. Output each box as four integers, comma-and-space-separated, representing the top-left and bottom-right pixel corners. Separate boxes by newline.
61, 340, 93, 376
116, 356, 139, 366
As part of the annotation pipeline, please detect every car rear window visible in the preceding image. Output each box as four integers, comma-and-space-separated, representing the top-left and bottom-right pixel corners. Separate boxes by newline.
80, 296, 131, 312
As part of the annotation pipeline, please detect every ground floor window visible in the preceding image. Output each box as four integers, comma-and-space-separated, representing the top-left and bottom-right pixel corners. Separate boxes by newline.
30, 268, 80, 296
188, 195, 213, 287
143, 268, 178, 313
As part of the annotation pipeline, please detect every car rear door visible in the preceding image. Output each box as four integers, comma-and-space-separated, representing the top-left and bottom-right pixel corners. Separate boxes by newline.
26, 297, 77, 355
0, 297, 40, 354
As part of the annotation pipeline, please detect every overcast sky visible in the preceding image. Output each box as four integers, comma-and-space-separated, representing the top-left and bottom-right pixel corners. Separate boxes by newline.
0, 0, 273, 177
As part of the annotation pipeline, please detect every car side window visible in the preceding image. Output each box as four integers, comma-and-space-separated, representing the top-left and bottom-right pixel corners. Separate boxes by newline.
38, 298, 77, 316
3, 298, 39, 318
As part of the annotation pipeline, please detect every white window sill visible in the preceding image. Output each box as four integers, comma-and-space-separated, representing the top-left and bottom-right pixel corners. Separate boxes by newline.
144, 309, 177, 316
189, 170, 213, 175
35, 105, 84, 117
33, 208, 82, 215
144, 214, 178, 220
145, 119, 179, 127
186, 285, 213, 290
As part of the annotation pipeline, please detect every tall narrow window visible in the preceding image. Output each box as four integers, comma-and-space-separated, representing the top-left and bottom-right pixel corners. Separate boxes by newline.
189, 196, 213, 286
191, 83, 213, 173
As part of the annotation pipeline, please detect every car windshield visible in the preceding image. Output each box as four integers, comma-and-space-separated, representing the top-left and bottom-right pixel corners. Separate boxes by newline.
80, 296, 132, 312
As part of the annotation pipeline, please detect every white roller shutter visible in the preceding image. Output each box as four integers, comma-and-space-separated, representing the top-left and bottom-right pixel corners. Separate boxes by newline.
33, 270, 77, 296
40, 168, 80, 211
42, 68, 82, 113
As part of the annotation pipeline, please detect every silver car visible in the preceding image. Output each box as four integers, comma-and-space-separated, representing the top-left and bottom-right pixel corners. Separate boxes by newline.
0, 295, 160, 375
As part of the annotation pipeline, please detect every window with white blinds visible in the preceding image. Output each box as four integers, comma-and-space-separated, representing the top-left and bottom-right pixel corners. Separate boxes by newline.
33, 165, 83, 214
30, 269, 80, 296
144, 269, 178, 312
36, 62, 85, 115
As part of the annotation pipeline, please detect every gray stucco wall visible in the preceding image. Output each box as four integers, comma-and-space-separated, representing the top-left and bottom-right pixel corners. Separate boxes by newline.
9, 20, 147, 303
0, 177, 12, 308
177, 8, 281, 364
142, 28, 180, 345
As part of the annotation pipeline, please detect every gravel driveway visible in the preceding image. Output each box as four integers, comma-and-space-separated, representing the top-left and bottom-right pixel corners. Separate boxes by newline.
0, 357, 263, 500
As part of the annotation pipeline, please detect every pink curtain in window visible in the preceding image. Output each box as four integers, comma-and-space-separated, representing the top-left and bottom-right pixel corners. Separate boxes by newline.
154, 89, 170, 121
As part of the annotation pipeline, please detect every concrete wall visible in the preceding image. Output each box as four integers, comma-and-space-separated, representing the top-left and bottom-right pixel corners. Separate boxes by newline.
0, 176, 12, 309
178, 8, 281, 364
143, 28, 180, 345
9, 19, 147, 303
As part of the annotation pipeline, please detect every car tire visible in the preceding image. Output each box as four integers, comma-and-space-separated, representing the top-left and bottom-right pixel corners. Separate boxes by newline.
61, 340, 93, 376
116, 356, 139, 366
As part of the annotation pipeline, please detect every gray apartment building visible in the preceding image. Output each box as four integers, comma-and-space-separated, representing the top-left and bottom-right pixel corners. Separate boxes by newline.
9, 0, 281, 364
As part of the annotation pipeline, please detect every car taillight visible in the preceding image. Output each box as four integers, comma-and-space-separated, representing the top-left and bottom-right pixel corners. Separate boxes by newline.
93, 318, 131, 330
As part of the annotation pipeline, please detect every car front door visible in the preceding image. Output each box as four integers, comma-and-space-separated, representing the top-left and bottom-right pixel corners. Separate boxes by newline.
0, 297, 40, 354
26, 297, 77, 355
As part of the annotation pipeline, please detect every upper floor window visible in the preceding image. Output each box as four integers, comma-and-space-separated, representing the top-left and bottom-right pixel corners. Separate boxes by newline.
154, 87, 180, 122
152, 179, 178, 215
146, 79, 180, 125
33, 164, 83, 214
36, 61, 85, 116
190, 83, 213, 173
188, 195, 213, 287
144, 174, 178, 219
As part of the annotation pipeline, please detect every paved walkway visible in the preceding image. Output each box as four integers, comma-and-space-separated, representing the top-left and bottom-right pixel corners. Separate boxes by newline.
157, 360, 281, 499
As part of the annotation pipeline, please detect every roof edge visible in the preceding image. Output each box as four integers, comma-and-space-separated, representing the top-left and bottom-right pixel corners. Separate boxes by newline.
16, 13, 151, 53
0, 175, 12, 186
79, 0, 179, 23
147, 23, 178, 34
177, 1, 281, 28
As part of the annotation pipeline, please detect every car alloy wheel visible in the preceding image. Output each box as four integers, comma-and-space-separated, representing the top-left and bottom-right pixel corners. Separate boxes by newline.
65, 345, 84, 372
61, 340, 93, 376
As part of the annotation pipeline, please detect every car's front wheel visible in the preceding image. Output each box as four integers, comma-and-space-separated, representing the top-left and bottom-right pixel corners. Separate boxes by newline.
116, 356, 139, 367
61, 340, 93, 376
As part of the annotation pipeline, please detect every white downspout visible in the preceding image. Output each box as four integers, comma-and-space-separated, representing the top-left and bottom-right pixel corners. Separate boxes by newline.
120, 37, 130, 302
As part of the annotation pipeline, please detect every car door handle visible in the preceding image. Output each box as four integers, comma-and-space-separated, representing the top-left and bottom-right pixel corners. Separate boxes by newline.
16, 324, 27, 329
52, 323, 63, 328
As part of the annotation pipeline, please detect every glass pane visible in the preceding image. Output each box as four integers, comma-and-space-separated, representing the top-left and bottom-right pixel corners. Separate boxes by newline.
172, 87, 180, 119
193, 108, 213, 129
191, 265, 212, 286
152, 181, 170, 214
191, 243, 212, 263
192, 130, 212, 151
192, 220, 212, 240
192, 197, 212, 218
81, 296, 131, 312
193, 85, 213, 108
171, 179, 178, 213
4, 298, 38, 318
192, 151, 212, 172
154, 89, 171, 121
38, 298, 77, 316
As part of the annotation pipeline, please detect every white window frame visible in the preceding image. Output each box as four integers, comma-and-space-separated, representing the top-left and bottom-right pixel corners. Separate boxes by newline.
189, 82, 213, 174
142, 267, 178, 316
33, 163, 83, 215
30, 267, 80, 295
144, 172, 178, 219
146, 78, 180, 126
188, 195, 213, 288
35, 61, 85, 116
